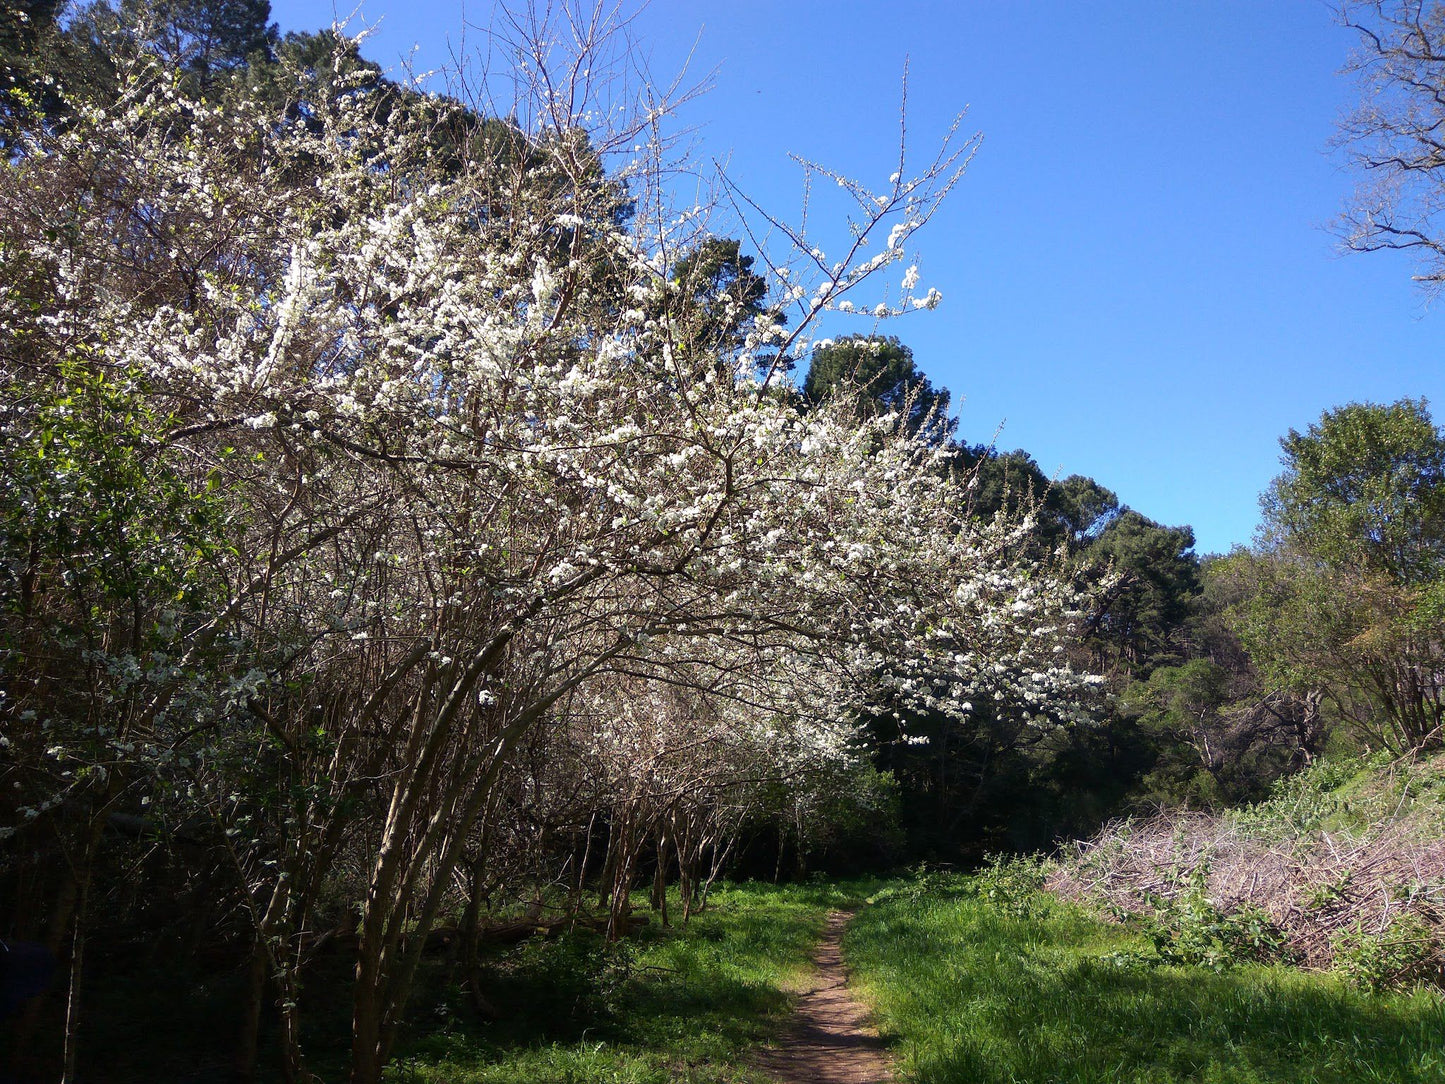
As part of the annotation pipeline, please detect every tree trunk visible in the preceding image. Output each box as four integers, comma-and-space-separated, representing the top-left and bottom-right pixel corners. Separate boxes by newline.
59, 834, 98, 1084
8, 857, 77, 1077
349, 944, 387, 1084
650, 832, 669, 927
277, 971, 305, 1084
235, 941, 269, 1083
459, 856, 484, 977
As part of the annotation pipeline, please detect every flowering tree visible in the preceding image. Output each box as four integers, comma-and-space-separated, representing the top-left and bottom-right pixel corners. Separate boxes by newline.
0, 11, 1099, 1081
560, 649, 862, 933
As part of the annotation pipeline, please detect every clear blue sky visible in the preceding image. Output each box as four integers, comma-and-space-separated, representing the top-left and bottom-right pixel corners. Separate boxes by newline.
270, 0, 1445, 555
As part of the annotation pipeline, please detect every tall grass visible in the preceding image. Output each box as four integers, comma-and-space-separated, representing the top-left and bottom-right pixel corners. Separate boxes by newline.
846, 873, 1445, 1084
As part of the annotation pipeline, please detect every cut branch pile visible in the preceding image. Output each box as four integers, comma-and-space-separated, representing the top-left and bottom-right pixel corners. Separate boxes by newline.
1048, 756, 1445, 977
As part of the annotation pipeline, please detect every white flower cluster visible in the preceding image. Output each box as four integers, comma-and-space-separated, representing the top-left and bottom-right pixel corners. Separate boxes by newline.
0, 45, 1100, 1049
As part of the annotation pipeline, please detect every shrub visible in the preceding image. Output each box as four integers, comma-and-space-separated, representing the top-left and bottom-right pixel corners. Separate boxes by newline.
967, 854, 1051, 919
1138, 869, 1291, 971
1332, 915, 1444, 991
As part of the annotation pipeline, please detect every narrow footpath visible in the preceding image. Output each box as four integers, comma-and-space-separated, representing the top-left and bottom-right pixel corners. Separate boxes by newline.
753, 910, 893, 1084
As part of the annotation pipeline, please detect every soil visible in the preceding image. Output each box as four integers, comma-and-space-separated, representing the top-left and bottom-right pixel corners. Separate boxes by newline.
753, 910, 894, 1084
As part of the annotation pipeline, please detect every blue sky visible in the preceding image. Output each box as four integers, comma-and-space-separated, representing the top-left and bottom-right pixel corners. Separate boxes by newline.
270, 0, 1444, 555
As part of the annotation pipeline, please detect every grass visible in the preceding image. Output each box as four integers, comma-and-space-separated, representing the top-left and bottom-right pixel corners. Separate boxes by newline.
384, 878, 880, 1083
845, 873, 1445, 1084
56, 877, 873, 1082
55, 864, 1445, 1082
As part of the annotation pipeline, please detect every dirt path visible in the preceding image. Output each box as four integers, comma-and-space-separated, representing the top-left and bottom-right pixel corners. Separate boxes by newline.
753, 910, 893, 1084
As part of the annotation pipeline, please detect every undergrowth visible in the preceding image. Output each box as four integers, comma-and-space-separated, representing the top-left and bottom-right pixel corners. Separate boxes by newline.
383, 879, 877, 1084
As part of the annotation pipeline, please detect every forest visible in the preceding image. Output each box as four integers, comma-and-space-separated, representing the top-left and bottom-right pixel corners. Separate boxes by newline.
1, 1, 1443, 1082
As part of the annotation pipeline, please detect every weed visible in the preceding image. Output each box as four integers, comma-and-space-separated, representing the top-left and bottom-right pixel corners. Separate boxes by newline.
968, 854, 1051, 918
1333, 915, 1445, 992
1139, 868, 1292, 970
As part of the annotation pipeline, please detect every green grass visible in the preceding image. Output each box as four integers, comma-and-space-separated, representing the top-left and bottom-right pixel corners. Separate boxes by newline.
386, 878, 880, 1083
66, 868, 1444, 1082
845, 875, 1445, 1084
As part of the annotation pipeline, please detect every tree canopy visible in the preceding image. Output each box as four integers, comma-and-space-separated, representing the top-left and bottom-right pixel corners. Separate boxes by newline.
1264, 398, 1445, 583
1228, 399, 1445, 752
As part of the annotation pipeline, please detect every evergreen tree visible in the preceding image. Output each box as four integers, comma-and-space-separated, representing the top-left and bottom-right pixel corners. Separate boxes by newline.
803, 334, 952, 441
117, 0, 276, 78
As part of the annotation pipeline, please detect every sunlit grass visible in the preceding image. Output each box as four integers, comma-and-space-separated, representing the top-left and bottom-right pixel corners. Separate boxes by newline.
845, 876, 1445, 1084
386, 879, 880, 1083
